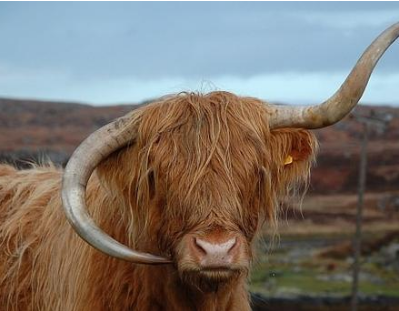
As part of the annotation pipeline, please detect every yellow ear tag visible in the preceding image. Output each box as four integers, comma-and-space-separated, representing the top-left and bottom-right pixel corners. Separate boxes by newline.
284, 155, 293, 166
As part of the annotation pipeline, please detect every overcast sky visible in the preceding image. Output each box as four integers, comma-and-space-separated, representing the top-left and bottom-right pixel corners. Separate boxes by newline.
0, 2, 398, 106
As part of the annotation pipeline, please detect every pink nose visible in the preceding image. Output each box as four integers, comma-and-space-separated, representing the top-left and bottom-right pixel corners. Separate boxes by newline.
193, 237, 238, 268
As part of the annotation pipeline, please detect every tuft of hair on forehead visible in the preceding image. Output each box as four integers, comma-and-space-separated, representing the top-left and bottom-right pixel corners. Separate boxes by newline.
98, 91, 318, 242
137, 91, 270, 147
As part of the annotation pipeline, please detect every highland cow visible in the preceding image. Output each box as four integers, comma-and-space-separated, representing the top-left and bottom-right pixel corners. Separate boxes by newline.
0, 23, 398, 311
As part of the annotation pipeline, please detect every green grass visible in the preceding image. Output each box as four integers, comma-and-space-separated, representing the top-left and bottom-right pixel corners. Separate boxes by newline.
250, 254, 399, 298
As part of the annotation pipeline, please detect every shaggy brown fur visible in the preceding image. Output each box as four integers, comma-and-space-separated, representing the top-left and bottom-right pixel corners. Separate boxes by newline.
0, 91, 317, 310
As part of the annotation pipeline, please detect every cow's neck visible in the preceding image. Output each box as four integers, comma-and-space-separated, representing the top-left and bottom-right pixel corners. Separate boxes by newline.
133, 266, 251, 311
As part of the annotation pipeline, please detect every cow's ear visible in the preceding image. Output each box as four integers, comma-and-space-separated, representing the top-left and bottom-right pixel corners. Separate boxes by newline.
286, 131, 315, 164
270, 129, 318, 167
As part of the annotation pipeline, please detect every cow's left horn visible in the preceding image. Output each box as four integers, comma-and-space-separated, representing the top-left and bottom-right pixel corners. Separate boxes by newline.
269, 22, 399, 129
61, 110, 172, 264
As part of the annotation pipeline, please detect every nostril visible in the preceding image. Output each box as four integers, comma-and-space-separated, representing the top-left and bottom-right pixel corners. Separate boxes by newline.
193, 237, 207, 255
227, 238, 238, 254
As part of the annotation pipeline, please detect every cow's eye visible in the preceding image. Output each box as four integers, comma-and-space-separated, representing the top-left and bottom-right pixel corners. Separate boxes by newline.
148, 170, 156, 199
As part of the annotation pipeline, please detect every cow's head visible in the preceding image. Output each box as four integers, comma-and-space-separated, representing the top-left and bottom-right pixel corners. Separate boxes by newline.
61, 24, 398, 288
95, 92, 317, 287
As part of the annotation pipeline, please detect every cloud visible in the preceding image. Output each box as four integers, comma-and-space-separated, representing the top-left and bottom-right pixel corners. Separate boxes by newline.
1, 65, 398, 106
214, 72, 399, 106
290, 10, 399, 30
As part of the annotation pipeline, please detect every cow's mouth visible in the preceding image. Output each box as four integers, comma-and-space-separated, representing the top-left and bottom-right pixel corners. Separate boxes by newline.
199, 267, 239, 281
178, 264, 245, 291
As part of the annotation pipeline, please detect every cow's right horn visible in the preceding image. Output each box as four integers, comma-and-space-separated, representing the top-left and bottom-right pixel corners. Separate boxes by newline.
61, 110, 172, 264
269, 22, 399, 130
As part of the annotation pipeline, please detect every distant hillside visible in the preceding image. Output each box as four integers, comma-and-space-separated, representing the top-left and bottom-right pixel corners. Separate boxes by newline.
1, 97, 399, 194
0, 98, 136, 164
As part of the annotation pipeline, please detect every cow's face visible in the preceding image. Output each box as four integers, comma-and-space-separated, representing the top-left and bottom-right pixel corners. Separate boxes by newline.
98, 92, 317, 289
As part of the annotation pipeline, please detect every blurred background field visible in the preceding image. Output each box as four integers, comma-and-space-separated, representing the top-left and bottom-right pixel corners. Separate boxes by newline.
1, 97, 398, 310
250, 193, 399, 310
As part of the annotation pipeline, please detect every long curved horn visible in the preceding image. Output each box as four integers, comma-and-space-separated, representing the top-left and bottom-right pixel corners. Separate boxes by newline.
61, 111, 172, 264
269, 22, 399, 129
